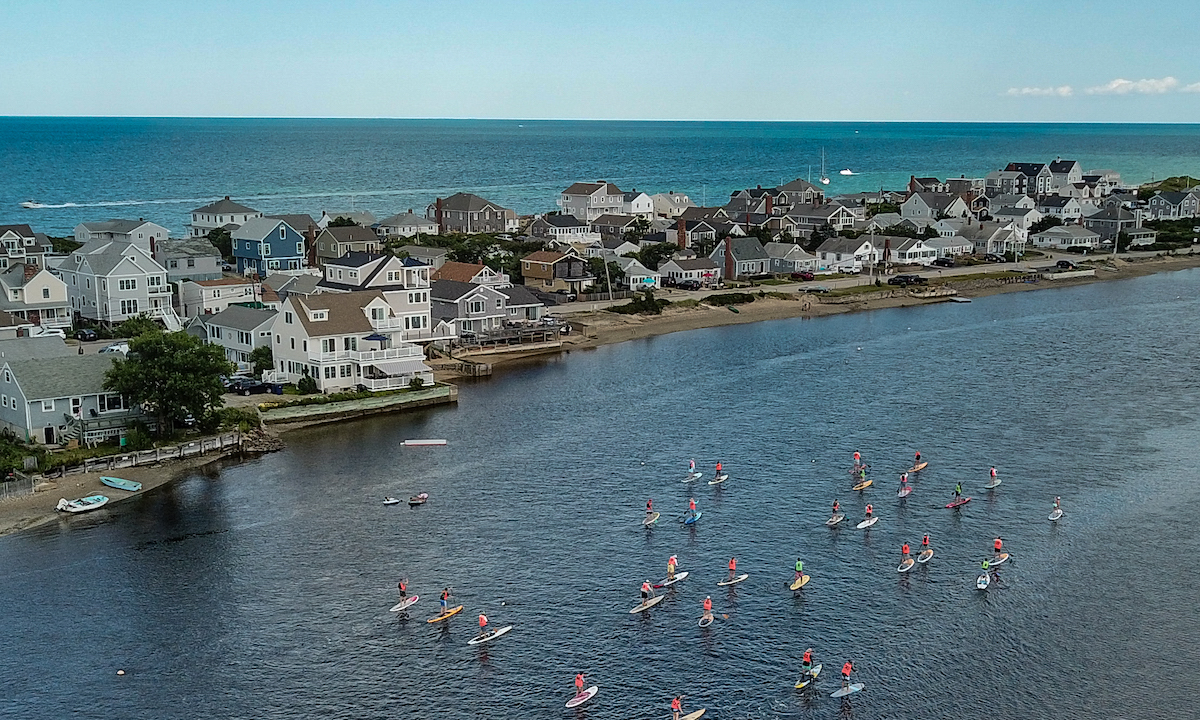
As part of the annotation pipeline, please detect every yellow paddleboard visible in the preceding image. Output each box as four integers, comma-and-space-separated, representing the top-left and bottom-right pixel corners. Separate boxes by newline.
790, 574, 810, 590
910, 461, 928, 472
427, 604, 463, 623
680, 710, 706, 720
852, 479, 872, 491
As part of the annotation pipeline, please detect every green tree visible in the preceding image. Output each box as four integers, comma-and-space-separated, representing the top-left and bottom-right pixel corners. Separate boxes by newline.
1030, 215, 1063, 234
328, 216, 359, 227
104, 332, 234, 437
621, 217, 652, 244
297, 375, 319, 394
587, 257, 626, 293
634, 242, 679, 272
207, 227, 232, 259
115, 314, 163, 339
249, 345, 273, 376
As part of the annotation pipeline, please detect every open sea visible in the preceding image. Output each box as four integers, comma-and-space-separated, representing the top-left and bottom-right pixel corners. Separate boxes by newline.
3, 118, 1200, 236
4, 266, 1200, 719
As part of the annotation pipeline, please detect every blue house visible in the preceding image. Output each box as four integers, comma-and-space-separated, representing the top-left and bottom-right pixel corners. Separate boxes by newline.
231, 218, 306, 276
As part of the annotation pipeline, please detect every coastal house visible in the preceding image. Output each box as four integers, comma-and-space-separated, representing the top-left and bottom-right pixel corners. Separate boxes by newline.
265, 291, 433, 393
657, 257, 720, 286
859, 212, 904, 233
764, 242, 818, 274
1003, 163, 1054, 196
1083, 207, 1141, 241
0, 224, 55, 269
202, 306, 277, 372
900, 193, 971, 222
520, 250, 595, 294
955, 221, 1022, 257
74, 219, 168, 251
617, 257, 661, 290
814, 237, 881, 273
1082, 170, 1122, 196
314, 226, 381, 267
317, 210, 378, 230
316, 253, 450, 344
1031, 225, 1103, 249
589, 214, 642, 238
0, 263, 71, 330
432, 261, 510, 288
558, 182, 627, 221
499, 285, 546, 322
665, 220, 720, 248
923, 235, 974, 258
188, 197, 262, 239
776, 179, 825, 206
621, 191, 655, 219
709, 237, 770, 279
946, 177, 985, 196
426, 193, 518, 234
529, 214, 598, 243
178, 277, 269, 318
991, 206, 1043, 234
153, 238, 223, 282
430, 280, 510, 336
786, 203, 857, 233
231, 217, 307, 276
376, 212, 439, 239
984, 170, 1027, 197
586, 236, 640, 259
989, 194, 1036, 211
1048, 159, 1083, 190
1035, 196, 1083, 222
908, 176, 950, 194
1147, 191, 1200, 220
394, 245, 448, 269
651, 192, 694, 218
880, 236, 937, 265
0, 338, 145, 445
60, 240, 180, 329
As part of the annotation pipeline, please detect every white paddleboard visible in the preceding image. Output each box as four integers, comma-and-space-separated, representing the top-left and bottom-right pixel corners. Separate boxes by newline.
897, 558, 914, 573
898, 485, 912, 498
991, 552, 1009, 566
709, 473, 728, 485
917, 548, 934, 564
656, 571, 689, 588
856, 516, 879, 530
831, 683, 864, 698
826, 513, 845, 526
642, 511, 660, 526
977, 573, 990, 590
389, 595, 419, 612
717, 573, 749, 587
565, 686, 598, 708
466, 625, 513, 645
698, 615, 714, 628
795, 663, 822, 688
984, 479, 1002, 489
680, 710, 706, 720
683, 471, 703, 483
382, 497, 401, 505
629, 594, 665, 613
1049, 508, 1063, 521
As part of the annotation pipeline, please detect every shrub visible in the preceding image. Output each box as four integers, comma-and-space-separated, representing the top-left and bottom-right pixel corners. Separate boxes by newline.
607, 290, 670, 315
297, 375, 318, 394
702, 292, 756, 306
409, 376, 425, 390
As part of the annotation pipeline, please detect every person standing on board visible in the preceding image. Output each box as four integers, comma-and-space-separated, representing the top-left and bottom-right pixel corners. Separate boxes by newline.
715, 461, 723, 478
794, 557, 805, 581
689, 458, 696, 473
952, 482, 963, 503
667, 554, 677, 582
397, 578, 408, 602
899, 472, 908, 490
727, 557, 737, 582
1053, 496, 1061, 511
802, 647, 815, 675
439, 587, 452, 616
702, 596, 713, 623
921, 533, 931, 552
841, 660, 854, 688
671, 695, 684, 720
687, 497, 697, 521
477, 613, 489, 639
573, 673, 586, 699
864, 504, 873, 520
641, 580, 655, 605
993, 536, 1003, 559
858, 466, 867, 483
901, 542, 910, 561
914, 450, 922, 465
990, 466, 998, 481
831, 499, 841, 518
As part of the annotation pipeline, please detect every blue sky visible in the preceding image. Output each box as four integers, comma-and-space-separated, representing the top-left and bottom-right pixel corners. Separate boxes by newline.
3, 0, 1199, 121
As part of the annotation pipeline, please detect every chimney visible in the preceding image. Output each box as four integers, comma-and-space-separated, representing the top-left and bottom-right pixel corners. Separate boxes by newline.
435, 198, 445, 235
724, 238, 735, 281
765, 195, 774, 215
676, 221, 687, 249
23, 263, 38, 282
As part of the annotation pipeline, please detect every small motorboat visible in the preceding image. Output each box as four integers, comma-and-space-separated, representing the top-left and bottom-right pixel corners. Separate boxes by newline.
383, 497, 401, 505
839, 169, 855, 175
20, 200, 41, 209
408, 493, 429, 507
100, 476, 142, 492
56, 495, 109, 513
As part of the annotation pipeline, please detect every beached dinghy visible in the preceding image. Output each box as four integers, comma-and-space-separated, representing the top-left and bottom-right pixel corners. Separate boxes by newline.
56, 495, 109, 513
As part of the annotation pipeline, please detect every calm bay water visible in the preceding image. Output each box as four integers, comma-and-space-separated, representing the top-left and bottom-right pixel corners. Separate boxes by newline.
3, 118, 1200, 236
3, 269, 1200, 719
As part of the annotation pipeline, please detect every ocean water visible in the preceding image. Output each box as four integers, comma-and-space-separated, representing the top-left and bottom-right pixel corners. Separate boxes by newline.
3, 118, 1200, 236
3, 268, 1200, 719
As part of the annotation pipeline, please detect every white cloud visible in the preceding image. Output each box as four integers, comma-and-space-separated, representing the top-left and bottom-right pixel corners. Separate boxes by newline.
1085, 76, 1178, 95
1182, 82, 1200, 93
1006, 85, 1073, 97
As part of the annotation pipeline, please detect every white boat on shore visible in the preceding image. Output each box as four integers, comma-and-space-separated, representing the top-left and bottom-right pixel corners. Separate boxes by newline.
402, 439, 447, 447
56, 495, 109, 513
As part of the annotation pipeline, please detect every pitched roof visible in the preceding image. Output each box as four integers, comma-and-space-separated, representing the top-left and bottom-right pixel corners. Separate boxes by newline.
323, 226, 379, 244
432, 261, 488, 283
1154, 191, 1199, 204
0, 224, 34, 237
591, 214, 639, 227
722, 237, 768, 261
72, 241, 159, 276
664, 258, 719, 271
193, 196, 258, 214
1087, 207, 1136, 221
538, 214, 587, 228
291, 291, 384, 336
431, 279, 496, 302
206, 305, 278, 332
992, 207, 1036, 217
1004, 162, 1047, 176
265, 214, 317, 232
562, 182, 622, 196
8, 354, 117, 400
231, 217, 289, 241
157, 238, 221, 258
379, 212, 437, 228
439, 192, 509, 213
523, 250, 567, 264
815, 237, 873, 254
763, 242, 815, 260
911, 192, 962, 211
498, 284, 542, 307
1048, 159, 1079, 173
1032, 225, 1100, 239
325, 251, 382, 269
0, 337, 72, 361
78, 219, 152, 234
1037, 196, 1075, 208
395, 245, 447, 259
778, 178, 821, 193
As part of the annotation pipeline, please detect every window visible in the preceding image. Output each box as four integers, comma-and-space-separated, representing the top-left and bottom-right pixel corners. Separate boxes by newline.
387, 271, 401, 283
321, 338, 335, 353
238, 331, 251, 345
339, 364, 351, 378
296, 242, 304, 254
279, 227, 286, 239
370, 307, 385, 321
469, 300, 484, 313
2, 370, 8, 383
343, 337, 357, 351
290, 338, 295, 349
1, 396, 6, 408
169, 260, 179, 269
211, 327, 222, 340
187, 258, 195, 268
263, 244, 271, 257
496, 299, 502, 309
148, 276, 163, 287
285, 312, 293, 324
323, 366, 335, 379
120, 299, 138, 315
119, 278, 136, 291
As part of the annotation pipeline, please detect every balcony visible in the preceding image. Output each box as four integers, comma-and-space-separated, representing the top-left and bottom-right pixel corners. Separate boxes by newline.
148, 285, 172, 294
401, 325, 458, 343
307, 345, 424, 364
359, 375, 420, 391
369, 316, 405, 330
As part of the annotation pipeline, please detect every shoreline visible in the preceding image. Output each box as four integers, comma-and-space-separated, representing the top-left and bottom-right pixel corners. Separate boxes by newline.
462, 253, 1200, 373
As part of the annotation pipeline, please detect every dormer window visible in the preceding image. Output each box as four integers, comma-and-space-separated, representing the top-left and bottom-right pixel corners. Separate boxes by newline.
310, 310, 328, 321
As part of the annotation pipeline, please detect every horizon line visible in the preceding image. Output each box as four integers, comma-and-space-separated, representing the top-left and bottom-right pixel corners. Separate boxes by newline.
3, 115, 1200, 125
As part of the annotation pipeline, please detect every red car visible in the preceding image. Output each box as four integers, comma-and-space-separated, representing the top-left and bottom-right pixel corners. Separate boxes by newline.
790, 271, 816, 281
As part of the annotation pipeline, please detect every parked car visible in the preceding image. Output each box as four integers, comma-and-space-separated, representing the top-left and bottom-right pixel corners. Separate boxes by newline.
804, 285, 831, 294
662, 276, 677, 288
554, 290, 577, 302
984, 253, 1005, 263
221, 263, 234, 272
221, 374, 252, 390
1056, 259, 1078, 270
931, 257, 956, 268
29, 327, 66, 339
74, 328, 98, 341
790, 271, 816, 281
888, 274, 927, 286
228, 378, 268, 396
678, 279, 702, 291
99, 341, 130, 354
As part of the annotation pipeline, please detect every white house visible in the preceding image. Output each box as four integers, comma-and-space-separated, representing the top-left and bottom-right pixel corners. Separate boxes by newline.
814, 237, 882, 272
203, 306, 277, 372
376, 212, 439, 238
618, 257, 661, 289
59, 241, 181, 329
188, 197, 261, 239
880, 236, 938, 265
264, 291, 433, 393
586, 236, 640, 259
900, 193, 971, 222
621, 191, 655, 219
1031, 225, 1103, 249
923, 236, 974, 258
558, 182, 628, 222
1036, 196, 1083, 222
991, 207, 1043, 236
529, 214, 599, 243
316, 253, 450, 344
657, 257, 721, 285
0, 263, 71, 330
74, 219, 168, 250
651, 192, 694, 218
178, 277, 269, 319
764, 242, 818, 274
